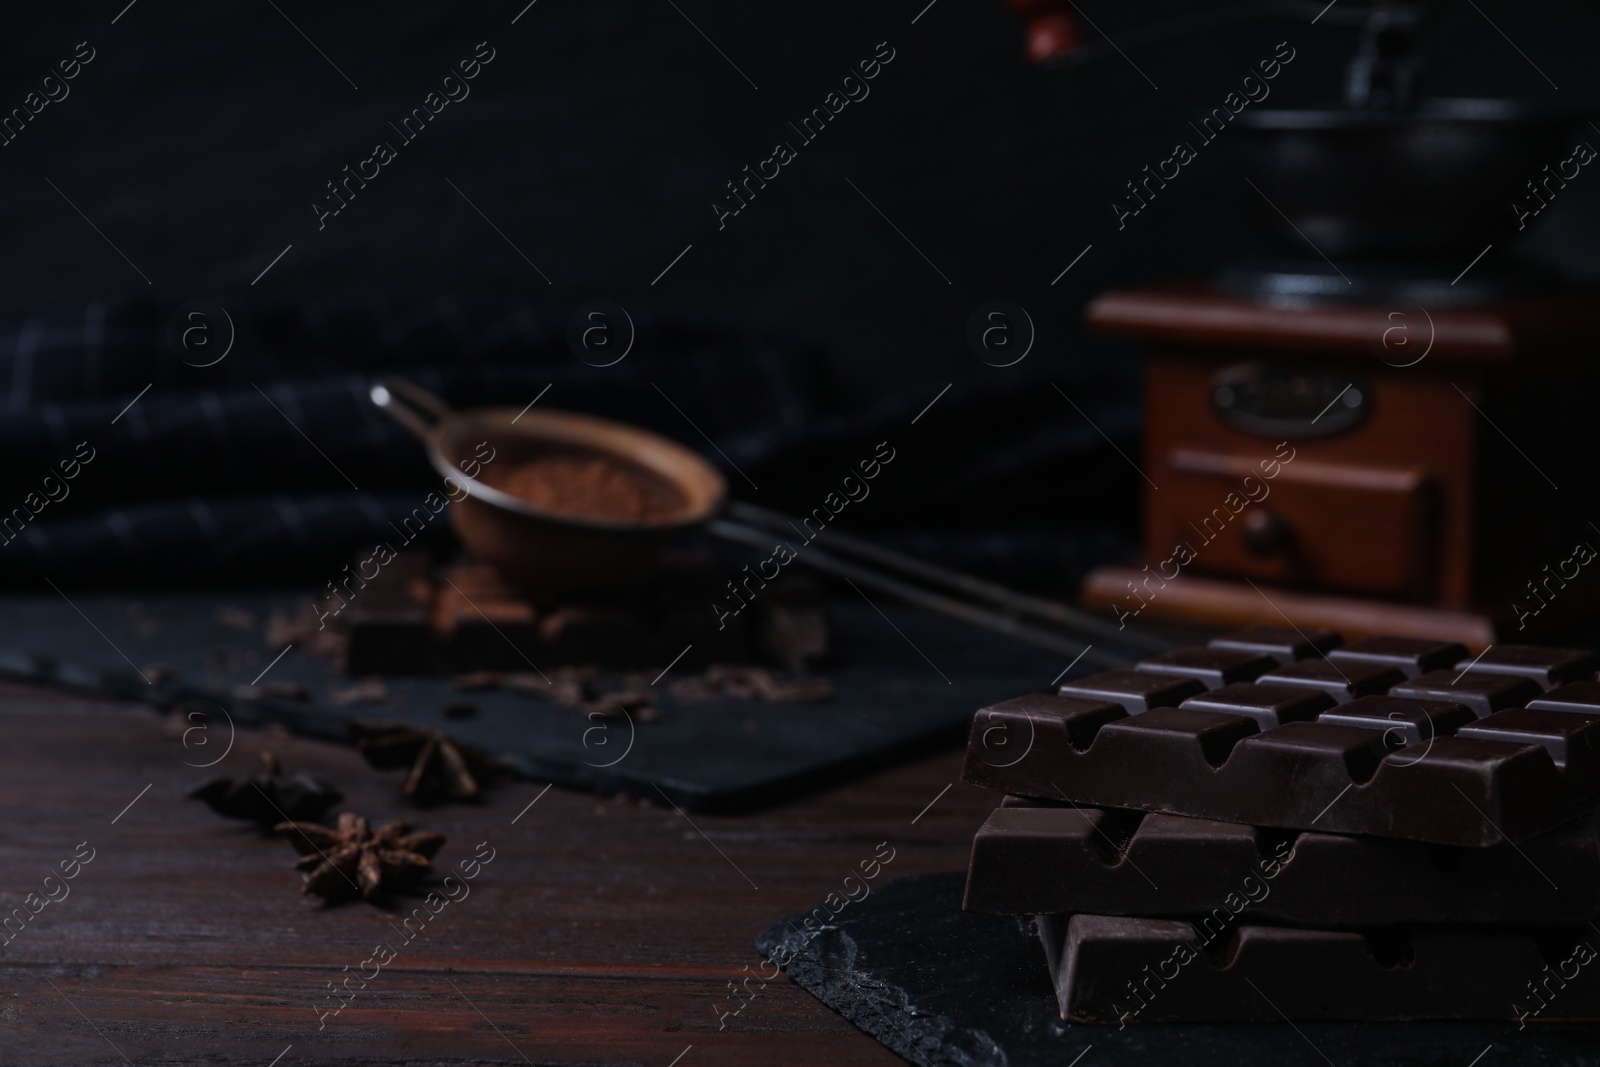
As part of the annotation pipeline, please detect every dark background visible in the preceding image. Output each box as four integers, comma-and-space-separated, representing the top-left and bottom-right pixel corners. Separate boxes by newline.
0, 0, 1595, 589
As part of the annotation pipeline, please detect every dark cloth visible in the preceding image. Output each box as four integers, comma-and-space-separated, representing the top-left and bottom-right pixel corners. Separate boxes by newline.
0, 299, 1139, 591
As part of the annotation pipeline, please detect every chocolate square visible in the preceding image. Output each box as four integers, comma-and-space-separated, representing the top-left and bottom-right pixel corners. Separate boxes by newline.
1058, 670, 1205, 714
1136, 648, 1277, 689
1178, 682, 1335, 729
1528, 680, 1600, 715
1328, 636, 1470, 679
1455, 645, 1600, 691
1315, 695, 1475, 747
1207, 625, 1342, 665
1390, 670, 1542, 718
1257, 659, 1405, 705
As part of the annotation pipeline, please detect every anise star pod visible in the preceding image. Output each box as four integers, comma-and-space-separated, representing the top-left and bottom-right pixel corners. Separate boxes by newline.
351, 721, 500, 805
188, 752, 342, 828
274, 811, 446, 903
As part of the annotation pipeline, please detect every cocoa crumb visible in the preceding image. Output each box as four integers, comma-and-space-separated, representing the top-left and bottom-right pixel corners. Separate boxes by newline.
144, 662, 181, 686
330, 678, 390, 707
233, 682, 312, 703
670, 664, 833, 704
213, 605, 260, 633
454, 671, 506, 691
441, 700, 478, 720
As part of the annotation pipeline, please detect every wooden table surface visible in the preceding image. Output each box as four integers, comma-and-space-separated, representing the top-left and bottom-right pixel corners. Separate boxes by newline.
0, 681, 999, 1066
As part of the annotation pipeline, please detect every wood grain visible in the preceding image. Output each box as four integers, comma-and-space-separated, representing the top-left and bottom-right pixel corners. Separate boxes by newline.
1081, 565, 1499, 648
0, 683, 997, 1065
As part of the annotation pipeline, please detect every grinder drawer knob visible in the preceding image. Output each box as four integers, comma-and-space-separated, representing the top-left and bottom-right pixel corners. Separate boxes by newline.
1241, 509, 1293, 557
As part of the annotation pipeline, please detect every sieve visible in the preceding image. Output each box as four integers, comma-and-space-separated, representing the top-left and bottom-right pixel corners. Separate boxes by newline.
370, 377, 726, 597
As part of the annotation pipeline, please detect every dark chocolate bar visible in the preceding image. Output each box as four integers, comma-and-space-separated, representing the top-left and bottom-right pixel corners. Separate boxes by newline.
963, 801, 1600, 923
962, 690, 1600, 846
967, 628, 1600, 846
1038, 913, 1600, 1023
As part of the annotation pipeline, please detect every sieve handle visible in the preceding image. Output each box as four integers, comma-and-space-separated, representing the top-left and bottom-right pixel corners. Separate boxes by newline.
370, 378, 453, 440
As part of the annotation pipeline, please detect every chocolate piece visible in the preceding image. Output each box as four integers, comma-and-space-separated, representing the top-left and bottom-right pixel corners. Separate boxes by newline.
1529, 680, 1600, 715
1177, 683, 1334, 730
1456, 644, 1600, 691
344, 550, 433, 674
1206, 625, 1342, 665
1134, 648, 1276, 690
1315, 695, 1475, 747
962, 693, 1598, 845
1328, 635, 1469, 678
344, 549, 758, 673
963, 803, 1600, 923
1039, 913, 1600, 1022
1256, 659, 1405, 704
1389, 669, 1542, 718
1458, 708, 1600, 781
1057, 670, 1205, 715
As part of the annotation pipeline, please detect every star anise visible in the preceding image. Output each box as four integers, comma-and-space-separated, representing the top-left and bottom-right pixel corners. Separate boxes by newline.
350, 721, 499, 804
274, 811, 445, 902
188, 751, 342, 829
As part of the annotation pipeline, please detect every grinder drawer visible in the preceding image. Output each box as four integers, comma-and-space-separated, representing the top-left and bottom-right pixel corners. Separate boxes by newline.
1149, 448, 1436, 598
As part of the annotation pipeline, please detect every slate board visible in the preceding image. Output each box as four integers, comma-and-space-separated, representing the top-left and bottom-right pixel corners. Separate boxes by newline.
756, 871, 1600, 1067
0, 590, 1067, 811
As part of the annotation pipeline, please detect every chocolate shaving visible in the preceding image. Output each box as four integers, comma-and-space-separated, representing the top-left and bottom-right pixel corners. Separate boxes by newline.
671, 664, 833, 704
453, 671, 506, 691
213, 604, 260, 633
232, 681, 311, 703
453, 665, 665, 720
330, 678, 391, 707
143, 662, 181, 686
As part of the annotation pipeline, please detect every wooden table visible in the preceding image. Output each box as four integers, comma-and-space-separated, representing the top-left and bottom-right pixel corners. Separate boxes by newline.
0, 682, 996, 1065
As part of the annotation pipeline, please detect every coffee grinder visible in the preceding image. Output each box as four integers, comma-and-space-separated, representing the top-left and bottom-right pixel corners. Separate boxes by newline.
1011, 0, 1600, 646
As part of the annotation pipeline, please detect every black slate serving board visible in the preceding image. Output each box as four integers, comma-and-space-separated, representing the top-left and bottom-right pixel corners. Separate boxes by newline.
0, 590, 1068, 811
756, 871, 1600, 1067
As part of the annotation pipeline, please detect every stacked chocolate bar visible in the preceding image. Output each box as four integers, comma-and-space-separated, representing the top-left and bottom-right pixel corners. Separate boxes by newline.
961, 627, 1600, 1024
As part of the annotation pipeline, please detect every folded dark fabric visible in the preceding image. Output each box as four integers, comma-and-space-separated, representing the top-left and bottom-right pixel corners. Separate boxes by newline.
0, 493, 451, 588
0, 298, 555, 402
0, 299, 1143, 588
0, 357, 828, 514
0, 300, 163, 408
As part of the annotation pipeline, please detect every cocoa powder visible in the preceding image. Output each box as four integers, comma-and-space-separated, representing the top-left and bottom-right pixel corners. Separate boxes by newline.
483, 454, 676, 523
